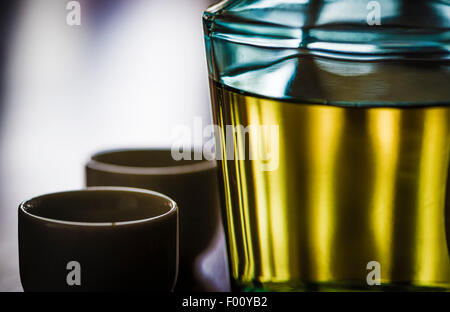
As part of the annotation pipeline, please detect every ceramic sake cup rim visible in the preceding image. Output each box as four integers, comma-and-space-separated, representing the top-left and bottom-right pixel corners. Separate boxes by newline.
19, 186, 177, 227
86, 148, 217, 176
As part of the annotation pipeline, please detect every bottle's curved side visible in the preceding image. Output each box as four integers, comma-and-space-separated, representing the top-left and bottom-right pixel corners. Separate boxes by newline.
203, 0, 450, 292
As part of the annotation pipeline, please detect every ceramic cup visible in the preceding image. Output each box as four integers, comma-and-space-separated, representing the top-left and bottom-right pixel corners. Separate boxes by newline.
18, 187, 178, 292
85, 149, 226, 291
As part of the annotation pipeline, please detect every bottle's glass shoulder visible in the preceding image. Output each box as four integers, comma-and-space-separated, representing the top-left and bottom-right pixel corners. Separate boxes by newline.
203, 0, 450, 106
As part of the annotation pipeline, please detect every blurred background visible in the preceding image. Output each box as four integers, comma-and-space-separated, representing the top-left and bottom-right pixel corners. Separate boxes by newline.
0, 0, 221, 291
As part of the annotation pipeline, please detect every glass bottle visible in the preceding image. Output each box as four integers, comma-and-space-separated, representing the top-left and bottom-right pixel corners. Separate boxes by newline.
203, 0, 450, 291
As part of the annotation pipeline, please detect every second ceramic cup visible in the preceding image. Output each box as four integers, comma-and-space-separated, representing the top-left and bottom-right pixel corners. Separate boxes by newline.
86, 149, 225, 291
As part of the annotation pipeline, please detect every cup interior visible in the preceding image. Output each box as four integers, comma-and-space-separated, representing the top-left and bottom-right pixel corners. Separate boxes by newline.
92, 149, 205, 168
20, 188, 176, 224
